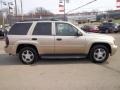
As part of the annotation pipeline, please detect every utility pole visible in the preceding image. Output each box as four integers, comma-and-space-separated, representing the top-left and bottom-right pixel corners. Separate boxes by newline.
8, 2, 10, 15
14, 0, 17, 16
62, 0, 69, 21
8, 2, 12, 25
63, 0, 66, 21
0, 0, 4, 26
20, 0, 23, 20
0, 0, 2, 9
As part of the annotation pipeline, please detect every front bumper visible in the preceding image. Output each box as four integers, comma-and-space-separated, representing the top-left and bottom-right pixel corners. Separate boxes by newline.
110, 44, 118, 56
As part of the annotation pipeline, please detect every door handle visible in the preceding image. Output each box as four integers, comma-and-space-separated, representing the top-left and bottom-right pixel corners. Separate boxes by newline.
32, 38, 37, 40
56, 38, 62, 41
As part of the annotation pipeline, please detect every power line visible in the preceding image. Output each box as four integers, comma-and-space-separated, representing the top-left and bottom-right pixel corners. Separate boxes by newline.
67, 0, 97, 14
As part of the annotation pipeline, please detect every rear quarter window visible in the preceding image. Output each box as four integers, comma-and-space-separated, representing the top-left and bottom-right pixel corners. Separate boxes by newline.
9, 23, 32, 35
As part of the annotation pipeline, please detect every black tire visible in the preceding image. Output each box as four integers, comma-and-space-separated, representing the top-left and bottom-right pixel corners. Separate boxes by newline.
89, 45, 109, 63
114, 31, 118, 33
19, 47, 39, 64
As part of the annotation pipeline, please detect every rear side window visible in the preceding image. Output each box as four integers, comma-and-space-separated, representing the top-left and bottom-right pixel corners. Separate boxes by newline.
9, 23, 32, 35
33, 23, 51, 35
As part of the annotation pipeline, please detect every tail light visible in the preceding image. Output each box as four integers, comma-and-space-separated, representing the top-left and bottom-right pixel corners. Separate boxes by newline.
5, 36, 9, 48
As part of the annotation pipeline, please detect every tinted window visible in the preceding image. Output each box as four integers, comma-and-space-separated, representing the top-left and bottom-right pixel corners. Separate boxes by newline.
103, 23, 114, 26
33, 23, 51, 35
56, 23, 78, 36
9, 23, 32, 35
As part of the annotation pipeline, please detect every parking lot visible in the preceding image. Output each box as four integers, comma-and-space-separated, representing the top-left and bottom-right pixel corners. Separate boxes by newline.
0, 33, 120, 90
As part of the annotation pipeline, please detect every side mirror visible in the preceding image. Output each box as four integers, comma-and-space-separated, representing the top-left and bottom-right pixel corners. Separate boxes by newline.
76, 31, 82, 36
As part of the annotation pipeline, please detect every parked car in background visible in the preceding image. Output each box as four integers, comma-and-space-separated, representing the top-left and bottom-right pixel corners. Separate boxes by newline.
117, 24, 120, 32
4, 25, 11, 32
98, 22, 118, 33
81, 25, 99, 33
0, 28, 4, 39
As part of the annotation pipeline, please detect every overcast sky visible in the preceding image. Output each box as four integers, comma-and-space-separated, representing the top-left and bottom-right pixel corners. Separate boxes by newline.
5, 0, 117, 14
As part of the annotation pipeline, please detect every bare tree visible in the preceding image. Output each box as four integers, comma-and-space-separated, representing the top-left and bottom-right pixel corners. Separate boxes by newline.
28, 7, 54, 18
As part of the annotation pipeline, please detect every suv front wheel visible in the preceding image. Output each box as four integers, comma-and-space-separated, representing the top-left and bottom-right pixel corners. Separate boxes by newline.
89, 45, 109, 63
19, 47, 39, 64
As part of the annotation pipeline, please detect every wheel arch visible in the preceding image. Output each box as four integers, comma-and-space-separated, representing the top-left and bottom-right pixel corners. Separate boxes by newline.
89, 43, 111, 54
16, 44, 38, 54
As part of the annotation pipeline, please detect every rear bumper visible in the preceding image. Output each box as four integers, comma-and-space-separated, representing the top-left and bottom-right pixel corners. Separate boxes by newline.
111, 44, 118, 56
4, 45, 16, 55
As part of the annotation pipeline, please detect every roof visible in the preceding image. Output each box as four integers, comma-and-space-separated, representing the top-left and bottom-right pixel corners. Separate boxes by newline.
16, 20, 68, 23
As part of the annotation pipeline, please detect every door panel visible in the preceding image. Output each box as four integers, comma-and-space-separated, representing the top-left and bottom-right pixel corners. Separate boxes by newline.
55, 36, 86, 54
32, 36, 54, 54
55, 23, 86, 54
32, 22, 54, 54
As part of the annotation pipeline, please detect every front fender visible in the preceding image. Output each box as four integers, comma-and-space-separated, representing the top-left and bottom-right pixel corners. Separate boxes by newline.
84, 39, 112, 54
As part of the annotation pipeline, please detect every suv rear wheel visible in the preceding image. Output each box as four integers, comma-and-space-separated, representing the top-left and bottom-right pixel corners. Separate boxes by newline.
89, 45, 109, 63
19, 47, 39, 64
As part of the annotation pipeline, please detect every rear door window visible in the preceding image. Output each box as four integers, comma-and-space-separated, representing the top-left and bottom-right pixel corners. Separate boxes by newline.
9, 23, 32, 35
33, 23, 52, 35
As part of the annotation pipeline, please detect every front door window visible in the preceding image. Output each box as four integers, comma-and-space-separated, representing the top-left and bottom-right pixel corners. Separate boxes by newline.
56, 23, 78, 36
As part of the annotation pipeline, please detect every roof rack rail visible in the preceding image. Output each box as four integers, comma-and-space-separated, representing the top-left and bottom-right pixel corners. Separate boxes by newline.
19, 18, 61, 22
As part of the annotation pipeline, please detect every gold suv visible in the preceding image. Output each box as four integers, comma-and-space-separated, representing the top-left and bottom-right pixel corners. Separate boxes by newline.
5, 21, 117, 64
